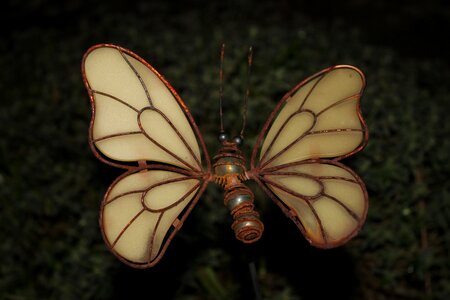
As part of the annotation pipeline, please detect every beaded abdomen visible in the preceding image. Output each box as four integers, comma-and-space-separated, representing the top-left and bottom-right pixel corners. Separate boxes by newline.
213, 141, 264, 243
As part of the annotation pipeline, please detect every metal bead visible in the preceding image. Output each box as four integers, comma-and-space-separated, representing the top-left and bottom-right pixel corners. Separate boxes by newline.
232, 214, 264, 243
218, 132, 228, 143
214, 157, 244, 176
233, 135, 243, 146
227, 194, 251, 210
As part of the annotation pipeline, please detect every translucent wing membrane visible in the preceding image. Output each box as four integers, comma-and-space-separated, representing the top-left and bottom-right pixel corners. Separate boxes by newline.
252, 66, 367, 169
82, 44, 207, 171
257, 160, 368, 247
82, 44, 212, 268
250, 65, 369, 248
101, 166, 208, 268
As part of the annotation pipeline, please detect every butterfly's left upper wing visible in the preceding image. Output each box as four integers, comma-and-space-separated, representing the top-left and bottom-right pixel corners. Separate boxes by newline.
249, 66, 368, 248
82, 44, 210, 172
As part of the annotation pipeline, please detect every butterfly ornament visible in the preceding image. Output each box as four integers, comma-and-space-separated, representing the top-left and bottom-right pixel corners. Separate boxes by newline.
81, 44, 369, 268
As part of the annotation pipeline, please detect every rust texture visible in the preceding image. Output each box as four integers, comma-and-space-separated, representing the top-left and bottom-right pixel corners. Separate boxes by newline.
82, 44, 212, 268
82, 44, 369, 268
248, 65, 369, 248
213, 141, 264, 243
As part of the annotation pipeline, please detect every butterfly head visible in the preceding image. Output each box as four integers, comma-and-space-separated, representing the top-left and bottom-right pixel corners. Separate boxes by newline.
213, 133, 247, 183
218, 132, 243, 147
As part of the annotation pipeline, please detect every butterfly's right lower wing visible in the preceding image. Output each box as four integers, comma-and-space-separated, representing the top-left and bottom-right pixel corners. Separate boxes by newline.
101, 165, 209, 268
251, 160, 368, 248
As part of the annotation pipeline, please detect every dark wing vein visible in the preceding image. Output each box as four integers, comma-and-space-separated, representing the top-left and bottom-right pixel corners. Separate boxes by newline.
264, 177, 327, 243
317, 176, 359, 184
307, 128, 363, 136
119, 49, 154, 107
93, 131, 142, 143
262, 177, 319, 200
148, 108, 202, 171
92, 90, 140, 112
261, 117, 316, 168
316, 93, 360, 117
105, 190, 148, 205
148, 213, 164, 263
140, 130, 198, 171
303, 195, 327, 244
143, 178, 201, 212
260, 112, 315, 165
112, 208, 146, 247
297, 72, 328, 111
322, 193, 360, 221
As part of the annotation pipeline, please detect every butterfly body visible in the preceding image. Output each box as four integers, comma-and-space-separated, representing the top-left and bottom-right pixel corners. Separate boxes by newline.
82, 44, 369, 268
213, 140, 264, 243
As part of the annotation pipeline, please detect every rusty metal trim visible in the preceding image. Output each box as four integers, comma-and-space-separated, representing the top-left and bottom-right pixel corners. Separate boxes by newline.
81, 43, 211, 172
248, 159, 369, 248
99, 164, 212, 268
250, 65, 369, 169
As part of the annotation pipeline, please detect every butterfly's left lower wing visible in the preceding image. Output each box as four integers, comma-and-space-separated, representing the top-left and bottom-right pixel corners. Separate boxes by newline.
81, 44, 212, 267
249, 66, 369, 248
101, 165, 208, 268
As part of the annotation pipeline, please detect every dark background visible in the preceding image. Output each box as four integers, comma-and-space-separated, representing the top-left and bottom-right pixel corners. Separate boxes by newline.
1, 0, 449, 299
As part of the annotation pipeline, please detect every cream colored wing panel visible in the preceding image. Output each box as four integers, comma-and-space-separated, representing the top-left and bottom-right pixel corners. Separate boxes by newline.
299, 67, 364, 113
101, 169, 201, 266
83, 45, 201, 170
260, 78, 320, 156
261, 160, 368, 247
267, 131, 364, 168
125, 53, 200, 161
84, 47, 150, 109
259, 66, 366, 168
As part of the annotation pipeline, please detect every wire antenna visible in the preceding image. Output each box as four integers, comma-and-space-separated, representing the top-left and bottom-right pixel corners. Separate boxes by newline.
240, 46, 253, 139
219, 43, 226, 135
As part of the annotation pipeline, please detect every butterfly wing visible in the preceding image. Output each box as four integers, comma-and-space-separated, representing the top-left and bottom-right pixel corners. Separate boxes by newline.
82, 44, 210, 172
249, 66, 368, 248
81, 44, 211, 267
101, 165, 208, 268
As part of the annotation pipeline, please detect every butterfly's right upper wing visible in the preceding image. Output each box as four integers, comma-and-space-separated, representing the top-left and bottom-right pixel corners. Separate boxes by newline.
82, 44, 210, 172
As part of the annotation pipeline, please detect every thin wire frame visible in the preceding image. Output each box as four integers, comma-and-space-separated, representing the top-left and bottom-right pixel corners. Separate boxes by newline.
100, 164, 210, 268
248, 65, 369, 248
81, 43, 212, 173
81, 44, 213, 268
250, 65, 369, 170
82, 44, 370, 267
250, 159, 368, 248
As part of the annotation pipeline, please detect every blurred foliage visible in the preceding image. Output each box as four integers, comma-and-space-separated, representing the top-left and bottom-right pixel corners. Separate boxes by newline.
0, 0, 449, 299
